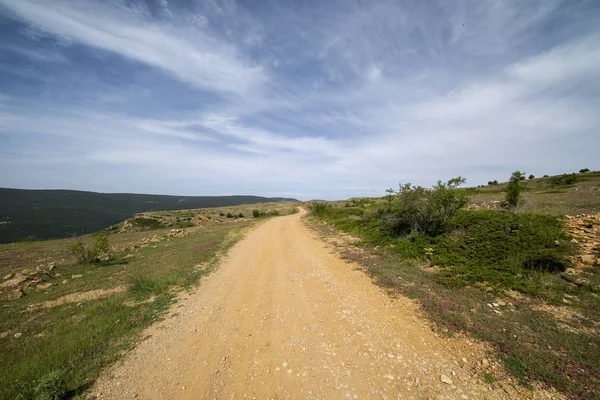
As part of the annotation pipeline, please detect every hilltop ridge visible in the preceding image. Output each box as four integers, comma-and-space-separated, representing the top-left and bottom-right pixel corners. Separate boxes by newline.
0, 188, 297, 243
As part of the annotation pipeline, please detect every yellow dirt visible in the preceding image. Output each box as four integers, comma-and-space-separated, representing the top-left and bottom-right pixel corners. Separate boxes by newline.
91, 209, 550, 399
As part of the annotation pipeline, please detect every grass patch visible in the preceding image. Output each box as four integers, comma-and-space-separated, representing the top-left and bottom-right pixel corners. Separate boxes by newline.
128, 276, 176, 300
0, 222, 250, 400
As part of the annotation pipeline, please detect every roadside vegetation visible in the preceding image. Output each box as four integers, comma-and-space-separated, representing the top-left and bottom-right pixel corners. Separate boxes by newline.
0, 202, 299, 399
308, 170, 600, 398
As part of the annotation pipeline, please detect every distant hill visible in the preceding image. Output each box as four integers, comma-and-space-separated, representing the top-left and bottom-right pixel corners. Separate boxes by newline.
0, 188, 297, 243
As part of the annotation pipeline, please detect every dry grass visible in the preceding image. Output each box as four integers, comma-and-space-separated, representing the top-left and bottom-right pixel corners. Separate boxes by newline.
0, 215, 255, 399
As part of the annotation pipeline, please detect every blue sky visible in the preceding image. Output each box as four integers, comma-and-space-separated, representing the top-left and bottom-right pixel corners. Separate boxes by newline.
0, 0, 599, 200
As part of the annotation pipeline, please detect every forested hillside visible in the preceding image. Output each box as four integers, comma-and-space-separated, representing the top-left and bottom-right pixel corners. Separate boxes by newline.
0, 188, 296, 243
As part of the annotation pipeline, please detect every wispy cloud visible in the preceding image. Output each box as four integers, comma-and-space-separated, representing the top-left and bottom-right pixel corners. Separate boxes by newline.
0, 0, 266, 97
0, 0, 598, 199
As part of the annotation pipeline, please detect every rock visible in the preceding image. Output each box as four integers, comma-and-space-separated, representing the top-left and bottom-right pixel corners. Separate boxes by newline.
440, 375, 453, 384
14, 332, 22, 338
0, 274, 29, 288
481, 359, 490, 368
496, 300, 506, 306
71, 274, 83, 279
21, 269, 35, 276
36, 283, 54, 290
580, 255, 596, 265
61, 280, 68, 284
2, 273, 13, 280
7, 288, 24, 300
55, 273, 61, 277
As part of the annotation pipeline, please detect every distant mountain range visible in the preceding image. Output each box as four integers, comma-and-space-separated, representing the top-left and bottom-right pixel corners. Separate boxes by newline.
0, 188, 297, 243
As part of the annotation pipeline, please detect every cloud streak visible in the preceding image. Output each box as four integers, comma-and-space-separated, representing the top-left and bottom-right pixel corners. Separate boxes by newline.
0, 0, 265, 97
0, 0, 598, 199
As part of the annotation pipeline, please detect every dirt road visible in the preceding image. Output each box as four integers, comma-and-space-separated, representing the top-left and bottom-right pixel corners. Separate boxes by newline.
91, 209, 543, 399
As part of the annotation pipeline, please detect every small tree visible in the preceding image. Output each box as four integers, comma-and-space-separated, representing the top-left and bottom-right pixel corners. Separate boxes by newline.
226, 212, 234, 218
504, 171, 525, 211
528, 174, 535, 180
238, 212, 244, 218
376, 177, 467, 236
252, 209, 261, 218
580, 168, 590, 173
69, 231, 112, 264
493, 180, 498, 185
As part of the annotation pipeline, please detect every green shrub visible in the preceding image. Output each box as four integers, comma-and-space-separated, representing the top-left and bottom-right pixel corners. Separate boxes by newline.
251, 209, 281, 218
238, 213, 244, 218
528, 174, 535, 180
226, 212, 234, 218
219, 212, 225, 216
504, 171, 525, 210
130, 217, 162, 229
373, 177, 468, 236
580, 168, 590, 173
434, 210, 571, 291
68, 231, 113, 264
309, 202, 332, 213
549, 173, 580, 186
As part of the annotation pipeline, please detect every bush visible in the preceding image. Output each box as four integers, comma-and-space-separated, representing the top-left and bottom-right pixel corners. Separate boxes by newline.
504, 171, 525, 211
549, 173, 580, 186
373, 177, 468, 236
226, 212, 234, 218
434, 211, 571, 290
68, 231, 112, 264
130, 217, 162, 230
580, 168, 590, 173
219, 212, 225, 217
252, 209, 280, 218
238, 213, 244, 218
309, 202, 332, 213
543, 175, 549, 177
528, 174, 535, 180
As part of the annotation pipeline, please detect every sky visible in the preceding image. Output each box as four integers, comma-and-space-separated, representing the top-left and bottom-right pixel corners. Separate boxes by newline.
0, 0, 599, 200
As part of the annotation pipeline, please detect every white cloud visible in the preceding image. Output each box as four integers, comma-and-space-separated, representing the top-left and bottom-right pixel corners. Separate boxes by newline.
0, 0, 265, 97
0, 0, 598, 199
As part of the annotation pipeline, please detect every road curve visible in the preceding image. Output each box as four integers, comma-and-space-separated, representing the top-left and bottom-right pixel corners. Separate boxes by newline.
91, 209, 538, 400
